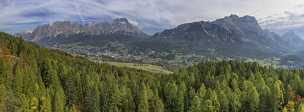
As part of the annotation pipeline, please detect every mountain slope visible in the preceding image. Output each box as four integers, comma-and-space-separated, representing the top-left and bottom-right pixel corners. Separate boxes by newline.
281, 31, 304, 50
0, 32, 162, 111
1, 33, 304, 111
153, 15, 294, 57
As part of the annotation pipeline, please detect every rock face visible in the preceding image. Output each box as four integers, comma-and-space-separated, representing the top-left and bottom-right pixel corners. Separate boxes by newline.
20, 18, 147, 42
154, 15, 262, 41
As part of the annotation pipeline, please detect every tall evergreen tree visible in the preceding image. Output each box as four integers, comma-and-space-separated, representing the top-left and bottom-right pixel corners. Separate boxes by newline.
241, 81, 260, 112
138, 83, 149, 112
189, 96, 201, 112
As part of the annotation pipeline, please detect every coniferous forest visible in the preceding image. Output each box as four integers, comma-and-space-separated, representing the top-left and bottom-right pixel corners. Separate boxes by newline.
1, 32, 304, 112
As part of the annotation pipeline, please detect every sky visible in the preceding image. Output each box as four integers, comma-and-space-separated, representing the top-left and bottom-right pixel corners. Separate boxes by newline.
1, 0, 304, 33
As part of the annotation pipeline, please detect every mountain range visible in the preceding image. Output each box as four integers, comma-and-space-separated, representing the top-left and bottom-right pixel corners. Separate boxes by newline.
17, 14, 304, 67
18, 18, 147, 42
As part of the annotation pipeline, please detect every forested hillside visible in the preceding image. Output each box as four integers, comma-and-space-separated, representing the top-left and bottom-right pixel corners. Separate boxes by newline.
1, 32, 304, 112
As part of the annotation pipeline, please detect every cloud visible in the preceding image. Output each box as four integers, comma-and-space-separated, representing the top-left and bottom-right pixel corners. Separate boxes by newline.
1, 0, 304, 33
260, 4, 304, 30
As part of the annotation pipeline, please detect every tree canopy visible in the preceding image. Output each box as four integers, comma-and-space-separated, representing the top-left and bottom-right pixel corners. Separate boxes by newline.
1, 32, 304, 112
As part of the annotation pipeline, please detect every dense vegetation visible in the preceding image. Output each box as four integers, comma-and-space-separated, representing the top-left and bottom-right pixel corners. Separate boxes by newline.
1, 32, 304, 112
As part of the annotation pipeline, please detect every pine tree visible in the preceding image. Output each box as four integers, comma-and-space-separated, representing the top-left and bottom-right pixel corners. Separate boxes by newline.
189, 96, 201, 112
69, 104, 78, 112
52, 86, 66, 112
84, 74, 100, 112
198, 83, 206, 98
138, 83, 149, 112
270, 80, 284, 112
218, 90, 229, 112
40, 95, 52, 112
241, 80, 260, 112
163, 81, 178, 112
176, 82, 186, 112
30, 96, 39, 112
229, 89, 241, 112
150, 94, 164, 112
204, 89, 220, 112
120, 86, 136, 112
297, 103, 304, 112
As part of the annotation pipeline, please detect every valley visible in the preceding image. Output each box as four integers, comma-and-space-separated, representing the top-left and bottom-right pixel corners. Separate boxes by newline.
17, 15, 304, 69
1, 9, 304, 111
3, 0, 304, 112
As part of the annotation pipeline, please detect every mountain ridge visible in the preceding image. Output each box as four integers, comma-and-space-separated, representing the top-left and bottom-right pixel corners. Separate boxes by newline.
152, 15, 301, 56
16, 15, 304, 67
18, 18, 147, 42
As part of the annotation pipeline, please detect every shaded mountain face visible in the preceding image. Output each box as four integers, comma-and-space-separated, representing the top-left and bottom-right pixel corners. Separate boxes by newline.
18, 18, 147, 42
154, 15, 262, 41
279, 32, 304, 67
153, 15, 298, 57
281, 31, 304, 50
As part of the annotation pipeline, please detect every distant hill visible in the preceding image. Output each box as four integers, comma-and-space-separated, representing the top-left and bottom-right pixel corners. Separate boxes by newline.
280, 31, 304, 50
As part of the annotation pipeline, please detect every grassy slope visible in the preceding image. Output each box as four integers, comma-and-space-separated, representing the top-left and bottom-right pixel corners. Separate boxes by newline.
104, 61, 173, 74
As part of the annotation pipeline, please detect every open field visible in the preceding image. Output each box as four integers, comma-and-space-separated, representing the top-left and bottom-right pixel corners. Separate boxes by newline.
104, 61, 173, 74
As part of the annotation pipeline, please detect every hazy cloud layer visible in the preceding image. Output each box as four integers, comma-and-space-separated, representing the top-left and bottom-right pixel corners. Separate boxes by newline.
0, 0, 304, 33
260, 5, 304, 29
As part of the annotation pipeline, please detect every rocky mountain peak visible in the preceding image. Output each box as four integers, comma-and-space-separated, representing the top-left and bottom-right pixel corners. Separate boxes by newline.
154, 15, 263, 42
113, 18, 130, 25
215, 15, 261, 32
109, 18, 144, 35
218, 15, 257, 23
240, 16, 258, 23
223, 14, 240, 20
51, 21, 72, 26
20, 18, 147, 42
